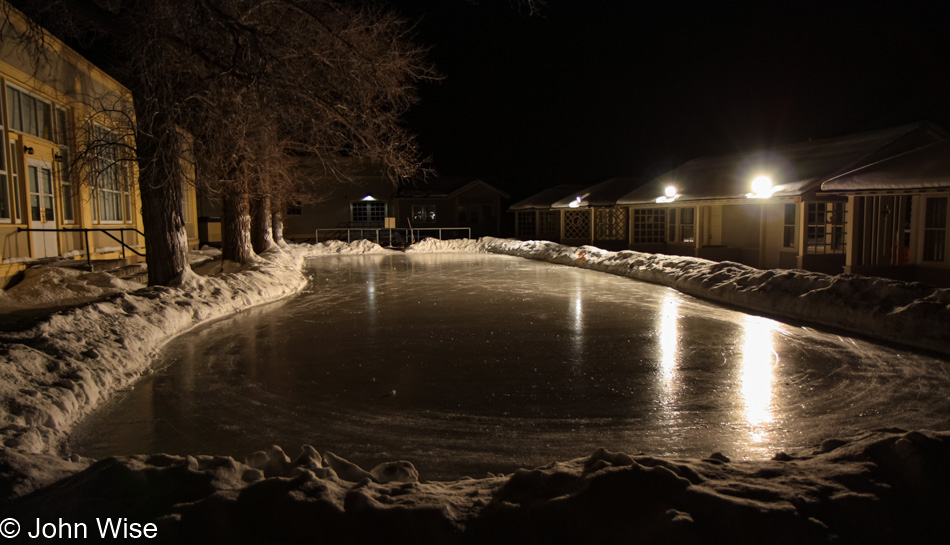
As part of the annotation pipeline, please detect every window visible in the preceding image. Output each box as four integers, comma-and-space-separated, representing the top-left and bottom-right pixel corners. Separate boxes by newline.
413, 204, 437, 223
678, 207, 694, 243
7, 86, 53, 140
632, 208, 666, 243
58, 147, 74, 223
783, 204, 796, 248
9, 142, 22, 222
93, 126, 127, 222
537, 211, 559, 240
806, 202, 846, 254
351, 201, 386, 223
0, 110, 8, 222
516, 211, 536, 238
923, 197, 947, 262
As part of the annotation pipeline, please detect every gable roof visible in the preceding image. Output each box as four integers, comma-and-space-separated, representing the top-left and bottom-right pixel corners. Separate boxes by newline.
396, 176, 510, 199
618, 122, 948, 205
821, 138, 950, 192
551, 177, 647, 208
509, 184, 586, 210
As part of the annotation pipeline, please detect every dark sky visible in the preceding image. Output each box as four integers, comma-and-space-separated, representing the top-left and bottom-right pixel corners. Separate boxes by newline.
388, 0, 950, 199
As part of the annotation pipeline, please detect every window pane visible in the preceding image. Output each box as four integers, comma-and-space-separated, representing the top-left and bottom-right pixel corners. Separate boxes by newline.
56, 109, 68, 144
41, 103, 52, 140
7, 88, 21, 132
23, 95, 37, 136
0, 173, 9, 220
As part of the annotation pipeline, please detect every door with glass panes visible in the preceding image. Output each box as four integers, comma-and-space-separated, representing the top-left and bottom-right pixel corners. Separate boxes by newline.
27, 160, 57, 258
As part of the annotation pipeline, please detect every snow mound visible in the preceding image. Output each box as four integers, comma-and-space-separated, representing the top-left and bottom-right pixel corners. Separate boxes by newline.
407, 238, 950, 355
310, 239, 393, 255
405, 237, 486, 253
7, 429, 949, 544
0, 265, 143, 310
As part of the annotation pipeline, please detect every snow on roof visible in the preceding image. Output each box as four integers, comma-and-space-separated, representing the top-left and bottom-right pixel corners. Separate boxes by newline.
822, 138, 950, 191
396, 176, 511, 199
509, 184, 586, 210
618, 121, 948, 205
550, 177, 646, 208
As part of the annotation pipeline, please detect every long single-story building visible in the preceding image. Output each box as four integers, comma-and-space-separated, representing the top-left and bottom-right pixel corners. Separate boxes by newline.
821, 138, 950, 286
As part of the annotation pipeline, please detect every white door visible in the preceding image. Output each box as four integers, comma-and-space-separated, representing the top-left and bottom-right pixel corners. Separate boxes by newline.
28, 161, 58, 258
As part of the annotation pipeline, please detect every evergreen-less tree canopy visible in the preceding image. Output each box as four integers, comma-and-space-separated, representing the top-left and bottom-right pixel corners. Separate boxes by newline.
5, 0, 432, 284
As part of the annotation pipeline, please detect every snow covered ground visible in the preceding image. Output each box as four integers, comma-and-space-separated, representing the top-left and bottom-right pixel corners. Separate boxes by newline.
1, 238, 949, 544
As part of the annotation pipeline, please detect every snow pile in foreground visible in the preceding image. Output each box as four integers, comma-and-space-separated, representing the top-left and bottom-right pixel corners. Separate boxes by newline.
7, 429, 949, 544
0, 241, 392, 485
0, 266, 143, 310
410, 237, 950, 355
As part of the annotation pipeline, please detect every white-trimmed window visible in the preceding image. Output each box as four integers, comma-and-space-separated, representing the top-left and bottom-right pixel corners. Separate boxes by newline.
7, 86, 53, 140
632, 208, 666, 244
8, 141, 22, 222
351, 201, 386, 223
668, 207, 694, 243
806, 202, 846, 254
783, 204, 796, 248
0, 104, 8, 222
92, 125, 131, 223
923, 197, 947, 262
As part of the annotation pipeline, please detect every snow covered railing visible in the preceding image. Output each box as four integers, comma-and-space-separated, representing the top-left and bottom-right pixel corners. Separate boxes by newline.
410, 237, 950, 356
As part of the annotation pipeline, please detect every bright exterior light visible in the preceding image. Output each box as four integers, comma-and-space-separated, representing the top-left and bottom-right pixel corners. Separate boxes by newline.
751, 176, 772, 195
568, 196, 582, 208
361, 194, 376, 201
656, 185, 679, 203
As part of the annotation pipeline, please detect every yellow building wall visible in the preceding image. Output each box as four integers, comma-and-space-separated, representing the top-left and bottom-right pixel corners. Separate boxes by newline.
1, 5, 153, 286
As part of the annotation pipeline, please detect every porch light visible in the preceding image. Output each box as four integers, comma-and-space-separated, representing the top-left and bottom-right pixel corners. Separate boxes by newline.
361, 194, 376, 201
655, 185, 679, 203
568, 196, 582, 208
748, 176, 777, 199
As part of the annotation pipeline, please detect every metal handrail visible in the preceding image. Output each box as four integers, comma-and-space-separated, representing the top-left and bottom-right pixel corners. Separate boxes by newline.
18, 227, 146, 268
315, 227, 472, 246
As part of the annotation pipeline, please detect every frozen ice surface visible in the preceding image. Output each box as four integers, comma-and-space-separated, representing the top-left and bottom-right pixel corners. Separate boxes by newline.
2, 238, 949, 544
70, 253, 950, 482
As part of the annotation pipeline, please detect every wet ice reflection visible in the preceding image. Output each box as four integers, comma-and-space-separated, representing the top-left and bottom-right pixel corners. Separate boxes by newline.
657, 291, 681, 405
739, 315, 778, 447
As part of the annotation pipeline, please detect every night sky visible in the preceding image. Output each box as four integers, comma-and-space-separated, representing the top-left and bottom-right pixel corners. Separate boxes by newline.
388, 0, 950, 199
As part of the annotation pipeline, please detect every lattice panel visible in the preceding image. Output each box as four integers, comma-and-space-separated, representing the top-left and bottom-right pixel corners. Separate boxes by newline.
564, 209, 591, 239
594, 207, 628, 240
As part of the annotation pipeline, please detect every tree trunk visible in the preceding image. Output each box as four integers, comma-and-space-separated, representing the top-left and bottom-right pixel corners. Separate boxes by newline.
272, 205, 285, 246
251, 194, 273, 254
135, 111, 190, 286
221, 178, 254, 264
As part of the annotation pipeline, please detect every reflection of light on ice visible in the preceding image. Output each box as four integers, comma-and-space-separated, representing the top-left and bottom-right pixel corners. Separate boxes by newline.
571, 283, 584, 360
659, 292, 680, 387
740, 315, 778, 444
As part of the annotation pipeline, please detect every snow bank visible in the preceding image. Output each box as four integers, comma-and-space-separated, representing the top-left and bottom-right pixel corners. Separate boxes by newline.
0, 266, 143, 310
0, 241, 393, 490
409, 237, 950, 355
7, 429, 949, 544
